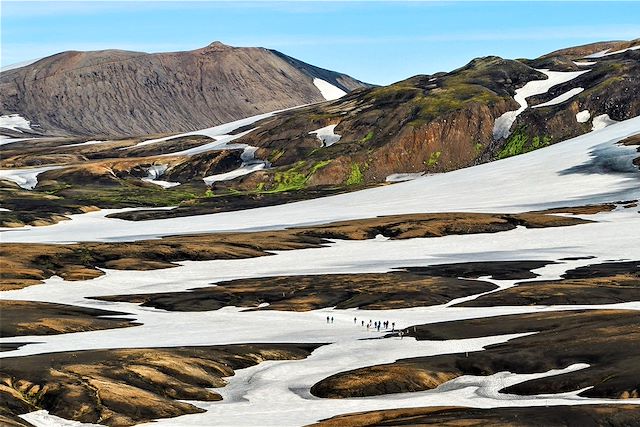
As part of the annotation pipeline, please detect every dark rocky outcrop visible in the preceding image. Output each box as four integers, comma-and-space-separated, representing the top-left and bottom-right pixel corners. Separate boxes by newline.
0, 344, 319, 426
0, 300, 138, 337
95, 272, 497, 312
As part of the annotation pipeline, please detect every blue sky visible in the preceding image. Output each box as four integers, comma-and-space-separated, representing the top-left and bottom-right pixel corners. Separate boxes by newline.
2, 1, 639, 85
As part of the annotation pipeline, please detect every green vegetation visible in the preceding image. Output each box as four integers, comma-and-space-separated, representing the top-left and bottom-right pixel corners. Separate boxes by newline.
409, 85, 500, 126
268, 160, 332, 193
497, 126, 552, 159
272, 162, 308, 192
474, 142, 484, 153
55, 182, 203, 208
360, 131, 375, 143
426, 151, 442, 167
345, 163, 364, 186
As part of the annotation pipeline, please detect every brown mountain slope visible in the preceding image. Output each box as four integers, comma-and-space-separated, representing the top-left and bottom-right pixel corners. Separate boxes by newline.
0, 42, 368, 137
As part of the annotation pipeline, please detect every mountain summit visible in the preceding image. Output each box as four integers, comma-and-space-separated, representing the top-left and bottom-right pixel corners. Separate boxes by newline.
0, 43, 369, 137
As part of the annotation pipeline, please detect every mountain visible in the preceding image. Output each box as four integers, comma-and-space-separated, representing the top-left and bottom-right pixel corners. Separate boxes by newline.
218, 38, 640, 192
0, 42, 369, 137
1, 39, 638, 227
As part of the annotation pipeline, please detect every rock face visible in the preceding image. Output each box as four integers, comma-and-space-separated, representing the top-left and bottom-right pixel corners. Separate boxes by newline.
0, 42, 368, 137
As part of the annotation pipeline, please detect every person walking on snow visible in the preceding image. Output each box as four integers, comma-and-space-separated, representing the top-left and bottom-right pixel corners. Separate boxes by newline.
392, 322, 395, 332
331, 316, 334, 324
326, 316, 330, 324
354, 317, 357, 324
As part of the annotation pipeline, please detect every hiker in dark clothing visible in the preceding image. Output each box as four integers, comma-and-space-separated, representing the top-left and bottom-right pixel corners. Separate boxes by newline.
326, 316, 330, 324
354, 317, 357, 324
377, 323, 381, 332
391, 322, 395, 332
331, 316, 334, 324
361, 320, 365, 326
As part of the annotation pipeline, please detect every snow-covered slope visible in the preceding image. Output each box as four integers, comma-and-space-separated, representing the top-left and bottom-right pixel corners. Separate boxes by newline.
493, 69, 590, 139
2, 115, 638, 243
313, 78, 347, 101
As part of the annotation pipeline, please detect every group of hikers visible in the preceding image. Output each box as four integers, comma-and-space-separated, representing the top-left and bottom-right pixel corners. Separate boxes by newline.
325, 316, 404, 337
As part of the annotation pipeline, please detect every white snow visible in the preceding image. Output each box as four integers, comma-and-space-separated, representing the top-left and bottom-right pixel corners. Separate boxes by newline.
142, 179, 181, 189
309, 124, 341, 147
583, 49, 610, 59
0, 57, 42, 72
203, 162, 266, 185
60, 140, 108, 148
203, 146, 269, 185
127, 110, 281, 152
583, 45, 640, 59
532, 87, 584, 108
141, 164, 180, 188
572, 61, 596, 66
5, 207, 640, 425
0, 135, 34, 146
603, 44, 640, 56
0, 114, 34, 133
576, 110, 591, 123
385, 172, 424, 182
3, 114, 639, 243
591, 113, 617, 131
493, 69, 590, 139
313, 78, 347, 101
0, 207, 10, 212
0, 166, 63, 190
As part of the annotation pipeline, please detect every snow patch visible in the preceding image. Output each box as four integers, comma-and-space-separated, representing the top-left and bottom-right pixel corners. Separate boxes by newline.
313, 78, 347, 101
1, 57, 42, 72
0, 114, 34, 133
604, 45, 640, 56
141, 165, 180, 188
572, 61, 596, 66
0, 166, 63, 190
309, 124, 341, 147
385, 172, 424, 183
493, 69, 589, 139
583, 45, 640, 59
592, 114, 617, 131
0, 135, 34, 146
532, 87, 584, 108
203, 162, 266, 185
61, 140, 108, 148
576, 110, 591, 123
128, 110, 281, 152
583, 49, 610, 59
203, 146, 268, 185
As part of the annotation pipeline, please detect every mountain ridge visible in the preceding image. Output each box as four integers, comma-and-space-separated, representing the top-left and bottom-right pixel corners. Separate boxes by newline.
0, 42, 370, 138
